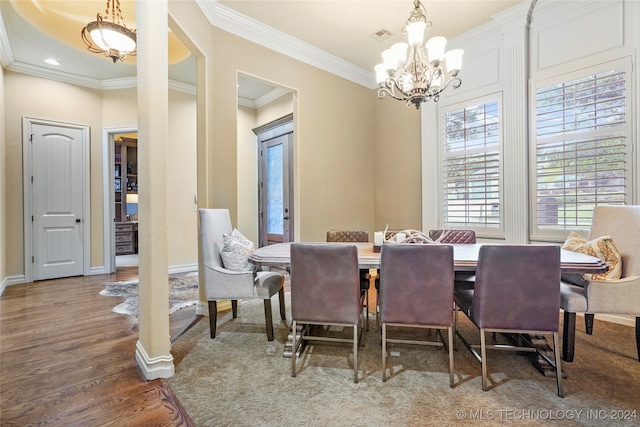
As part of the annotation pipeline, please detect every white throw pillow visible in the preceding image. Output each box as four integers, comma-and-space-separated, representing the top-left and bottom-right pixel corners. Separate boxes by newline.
220, 229, 255, 272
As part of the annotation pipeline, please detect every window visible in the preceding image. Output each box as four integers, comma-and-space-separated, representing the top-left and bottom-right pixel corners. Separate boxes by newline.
441, 97, 501, 229
533, 60, 630, 233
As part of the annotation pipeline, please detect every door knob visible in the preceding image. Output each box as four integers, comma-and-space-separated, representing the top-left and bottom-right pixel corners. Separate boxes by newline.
75, 218, 81, 223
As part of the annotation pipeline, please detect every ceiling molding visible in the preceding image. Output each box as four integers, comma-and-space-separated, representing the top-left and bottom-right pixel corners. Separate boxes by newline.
237, 97, 254, 109
100, 77, 138, 91
6, 61, 103, 89
195, 0, 377, 89
254, 87, 291, 109
238, 87, 291, 109
5, 61, 196, 95
168, 80, 197, 95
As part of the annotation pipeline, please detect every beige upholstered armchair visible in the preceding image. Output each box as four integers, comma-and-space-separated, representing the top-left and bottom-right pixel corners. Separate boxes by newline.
560, 205, 640, 362
199, 209, 286, 341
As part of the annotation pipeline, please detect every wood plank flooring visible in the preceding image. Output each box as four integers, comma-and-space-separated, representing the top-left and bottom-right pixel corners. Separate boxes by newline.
0, 267, 196, 426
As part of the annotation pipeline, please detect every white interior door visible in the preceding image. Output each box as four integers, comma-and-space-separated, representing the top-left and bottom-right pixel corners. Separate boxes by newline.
30, 122, 85, 280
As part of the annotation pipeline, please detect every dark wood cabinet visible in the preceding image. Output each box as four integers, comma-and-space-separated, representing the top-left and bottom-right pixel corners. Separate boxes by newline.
114, 137, 138, 255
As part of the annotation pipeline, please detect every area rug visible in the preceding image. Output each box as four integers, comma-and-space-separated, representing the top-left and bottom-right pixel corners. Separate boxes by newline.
100, 271, 199, 318
167, 294, 640, 426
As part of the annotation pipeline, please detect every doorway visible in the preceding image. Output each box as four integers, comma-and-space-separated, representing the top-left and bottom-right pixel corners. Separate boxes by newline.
255, 115, 294, 247
22, 117, 90, 282
103, 128, 139, 273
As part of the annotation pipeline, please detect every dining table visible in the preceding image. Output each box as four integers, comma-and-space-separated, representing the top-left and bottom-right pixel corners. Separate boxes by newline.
249, 241, 608, 364
248, 241, 609, 274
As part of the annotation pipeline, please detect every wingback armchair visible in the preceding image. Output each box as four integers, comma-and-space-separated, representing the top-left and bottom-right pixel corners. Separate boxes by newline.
199, 209, 286, 341
560, 205, 640, 362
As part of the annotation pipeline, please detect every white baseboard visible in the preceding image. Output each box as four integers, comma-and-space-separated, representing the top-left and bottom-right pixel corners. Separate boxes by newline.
0, 277, 8, 296
89, 266, 108, 275
577, 312, 636, 328
169, 263, 198, 274
1, 275, 27, 295
134, 340, 175, 380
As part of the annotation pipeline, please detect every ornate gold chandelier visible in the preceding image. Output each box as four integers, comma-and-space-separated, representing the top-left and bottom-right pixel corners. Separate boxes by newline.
81, 0, 137, 63
375, 0, 464, 109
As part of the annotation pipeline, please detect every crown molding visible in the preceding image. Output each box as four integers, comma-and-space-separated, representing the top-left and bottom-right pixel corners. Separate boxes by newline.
238, 87, 292, 109
168, 79, 197, 95
6, 62, 103, 89
195, 0, 377, 89
5, 61, 196, 94
100, 76, 137, 90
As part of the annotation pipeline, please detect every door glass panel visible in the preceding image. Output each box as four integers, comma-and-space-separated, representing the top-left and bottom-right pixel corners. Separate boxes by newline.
267, 143, 284, 234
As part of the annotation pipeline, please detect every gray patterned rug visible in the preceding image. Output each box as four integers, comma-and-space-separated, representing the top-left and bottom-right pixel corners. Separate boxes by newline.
167, 294, 640, 426
99, 271, 199, 318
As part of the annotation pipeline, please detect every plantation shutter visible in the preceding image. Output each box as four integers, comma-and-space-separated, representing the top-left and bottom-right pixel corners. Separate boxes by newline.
534, 63, 628, 230
442, 99, 501, 227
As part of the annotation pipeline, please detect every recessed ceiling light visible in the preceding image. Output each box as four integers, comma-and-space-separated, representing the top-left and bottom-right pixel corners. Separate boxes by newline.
44, 58, 60, 66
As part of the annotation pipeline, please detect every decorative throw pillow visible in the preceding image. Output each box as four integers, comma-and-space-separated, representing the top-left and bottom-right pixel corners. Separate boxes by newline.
229, 228, 253, 248
220, 229, 255, 272
562, 231, 622, 281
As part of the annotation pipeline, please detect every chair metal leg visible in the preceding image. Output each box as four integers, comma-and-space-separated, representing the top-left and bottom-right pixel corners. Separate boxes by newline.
291, 320, 297, 377
553, 332, 564, 398
278, 287, 286, 320
353, 323, 359, 383
453, 303, 458, 351
263, 299, 274, 341
382, 323, 387, 382
447, 326, 455, 388
480, 329, 488, 391
231, 300, 238, 318
362, 289, 369, 332
585, 313, 595, 335
208, 300, 217, 339
562, 311, 576, 362
636, 317, 640, 362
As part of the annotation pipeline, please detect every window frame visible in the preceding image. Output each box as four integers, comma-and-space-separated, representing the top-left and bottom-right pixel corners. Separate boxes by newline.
529, 57, 634, 241
438, 93, 504, 238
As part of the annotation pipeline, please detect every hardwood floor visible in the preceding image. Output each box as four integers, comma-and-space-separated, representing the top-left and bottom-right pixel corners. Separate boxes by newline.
0, 268, 196, 426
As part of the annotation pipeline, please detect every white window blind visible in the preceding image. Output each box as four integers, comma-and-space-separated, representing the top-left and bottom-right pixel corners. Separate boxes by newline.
535, 65, 628, 230
442, 100, 501, 227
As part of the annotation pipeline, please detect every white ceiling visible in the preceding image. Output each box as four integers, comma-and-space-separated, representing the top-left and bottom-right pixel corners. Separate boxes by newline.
0, 0, 522, 101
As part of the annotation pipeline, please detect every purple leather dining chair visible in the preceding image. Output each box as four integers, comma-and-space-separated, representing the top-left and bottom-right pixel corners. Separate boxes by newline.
429, 229, 477, 244
326, 229, 373, 326
454, 245, 564, 397
290, 243, 364, 383
379, 243, 456, 386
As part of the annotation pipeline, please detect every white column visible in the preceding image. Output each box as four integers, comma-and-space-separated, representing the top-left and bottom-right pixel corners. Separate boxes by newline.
495, 5, 531, 244
135, 0, 174, 379
420, 100, 440, 231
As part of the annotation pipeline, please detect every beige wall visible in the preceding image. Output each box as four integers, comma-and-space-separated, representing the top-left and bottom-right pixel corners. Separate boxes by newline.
373, 95, 422, 231
185, 16, 377, 241
255, 92, 295, 126
237, 93, 296, 245
3, 72, 103, 278
167, 90, 198, 268
237, 105, 259, 243
2, 0, 423, 285
2, 71, 198, 280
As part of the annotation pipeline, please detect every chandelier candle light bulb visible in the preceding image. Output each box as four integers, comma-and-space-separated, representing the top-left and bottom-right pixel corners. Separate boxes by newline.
375, 0, 463, 109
